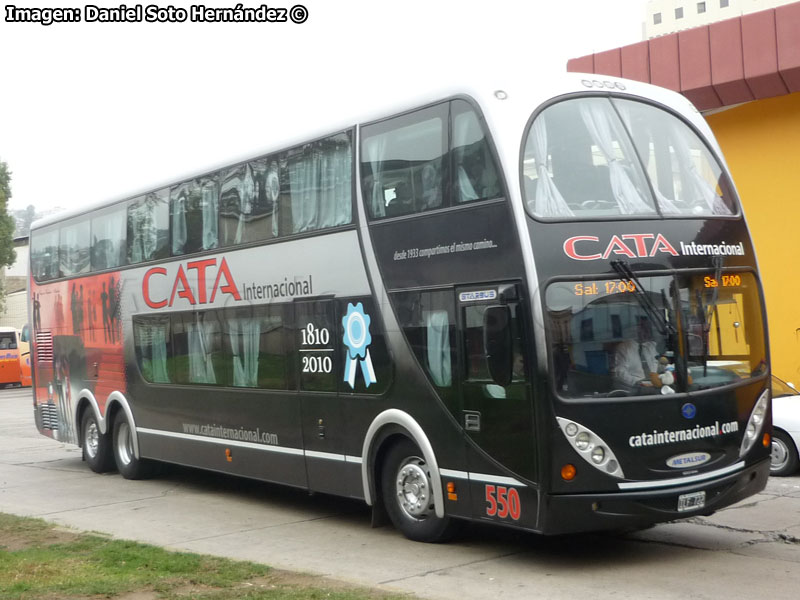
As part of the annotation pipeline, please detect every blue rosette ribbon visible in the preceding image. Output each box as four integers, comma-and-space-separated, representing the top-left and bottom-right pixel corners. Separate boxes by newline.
342, 302, 376, 388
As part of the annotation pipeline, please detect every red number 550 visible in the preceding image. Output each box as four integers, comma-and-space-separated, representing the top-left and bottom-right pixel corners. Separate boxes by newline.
485, 485, 521, 520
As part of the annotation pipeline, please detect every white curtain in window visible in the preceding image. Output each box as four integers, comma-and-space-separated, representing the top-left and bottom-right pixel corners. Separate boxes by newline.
234, 164, 256, 244
172, 191, 187, 254
129, 195, 162, 262
61, 223, 89, 275
363, 136, 387, 218
289, 141, 352, 233
93, 209, 126, 268
228, 315, 260, 387
529, 118, 574, 217
201, 180, 218, 249
149, 324, 169, 383
579, 103, 654, 215
188, 316, 217, 384
425, 310, 451, 387
615, 106, 682, 215
669, 128, 732, 215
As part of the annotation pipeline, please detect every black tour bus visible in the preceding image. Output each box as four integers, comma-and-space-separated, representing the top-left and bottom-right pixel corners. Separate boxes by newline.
29, 73, 771, 542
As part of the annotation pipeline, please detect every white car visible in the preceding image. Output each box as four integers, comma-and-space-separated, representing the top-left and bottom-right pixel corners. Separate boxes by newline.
771, 376, 800, 476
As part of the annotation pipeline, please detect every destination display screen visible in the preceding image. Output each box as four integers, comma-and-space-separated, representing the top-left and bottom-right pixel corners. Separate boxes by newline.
569, 273, 744, 298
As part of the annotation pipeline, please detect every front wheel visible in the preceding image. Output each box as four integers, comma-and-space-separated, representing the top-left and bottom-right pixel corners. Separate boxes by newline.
770, 430, 800, 476
113, 414, 155, 480
81, 409, 114, 473
380, 439, 460, 543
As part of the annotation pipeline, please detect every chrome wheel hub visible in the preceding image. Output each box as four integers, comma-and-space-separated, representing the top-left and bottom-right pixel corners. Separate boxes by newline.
395, 457, 433, 520
116, 422, 133, 466
85, 421, 99, 458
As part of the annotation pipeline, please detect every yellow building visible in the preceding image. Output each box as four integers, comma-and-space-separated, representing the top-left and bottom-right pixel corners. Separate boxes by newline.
569, 2, 800, 385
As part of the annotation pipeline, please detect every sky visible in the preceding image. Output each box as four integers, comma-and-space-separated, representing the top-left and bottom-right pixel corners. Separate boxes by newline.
0, 0, 650, 214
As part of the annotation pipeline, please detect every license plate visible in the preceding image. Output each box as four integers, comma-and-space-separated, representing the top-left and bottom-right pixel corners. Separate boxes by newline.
677, 491, 706, 512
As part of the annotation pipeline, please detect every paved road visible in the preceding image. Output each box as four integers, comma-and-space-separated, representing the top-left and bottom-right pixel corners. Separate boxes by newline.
1, 387, 799, 599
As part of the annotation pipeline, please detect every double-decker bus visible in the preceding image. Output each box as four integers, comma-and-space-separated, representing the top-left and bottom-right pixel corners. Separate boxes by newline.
29, 74, 771, 542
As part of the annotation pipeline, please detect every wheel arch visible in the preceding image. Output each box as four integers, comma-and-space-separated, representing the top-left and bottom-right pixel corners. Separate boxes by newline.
75, 389, 138, 458
361, 409, 445, 519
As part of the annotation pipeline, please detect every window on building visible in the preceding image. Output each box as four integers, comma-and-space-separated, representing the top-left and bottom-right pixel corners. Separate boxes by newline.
697, 2, 706, 13
720, 0, 729, 7
653, 12, 662, 25
675, 7, 684, 19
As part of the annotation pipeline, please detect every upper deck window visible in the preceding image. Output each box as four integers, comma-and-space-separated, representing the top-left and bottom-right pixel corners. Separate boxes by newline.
522, 97, 735, 220
128, 190, 170, 264
362, 99, 501, 219
31, 226, 60, 281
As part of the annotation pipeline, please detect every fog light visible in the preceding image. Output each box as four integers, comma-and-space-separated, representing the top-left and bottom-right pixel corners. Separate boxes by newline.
561, 464, 576, 481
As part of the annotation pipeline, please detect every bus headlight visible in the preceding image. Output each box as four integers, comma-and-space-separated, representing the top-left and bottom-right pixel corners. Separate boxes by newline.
556, 417, 624, 479
739, 389, 770, 458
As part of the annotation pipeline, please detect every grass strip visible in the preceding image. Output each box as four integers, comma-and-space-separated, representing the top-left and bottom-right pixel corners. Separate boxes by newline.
0, 513, 403, 600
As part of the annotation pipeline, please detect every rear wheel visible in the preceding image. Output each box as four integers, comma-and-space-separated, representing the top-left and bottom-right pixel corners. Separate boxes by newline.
81, 409, 114, 473
770, 430, 799, 476
380, 439, 460, 542
113, 414, 154, 479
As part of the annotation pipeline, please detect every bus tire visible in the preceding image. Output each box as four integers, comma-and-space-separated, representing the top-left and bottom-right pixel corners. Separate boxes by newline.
113, 414, 154, 480
380, 438, 460, 543
770, 430, 799, 477
81, 409, 114, 473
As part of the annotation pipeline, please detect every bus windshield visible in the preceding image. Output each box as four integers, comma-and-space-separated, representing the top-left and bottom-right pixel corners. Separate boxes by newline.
545, 271, 766, 398
522, 97, 735, 219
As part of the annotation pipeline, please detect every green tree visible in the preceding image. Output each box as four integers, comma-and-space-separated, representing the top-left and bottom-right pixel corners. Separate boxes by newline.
0, 161, 19, 308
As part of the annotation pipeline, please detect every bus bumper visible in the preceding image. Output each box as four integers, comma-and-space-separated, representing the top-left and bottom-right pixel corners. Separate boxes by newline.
540, 458, 770, 535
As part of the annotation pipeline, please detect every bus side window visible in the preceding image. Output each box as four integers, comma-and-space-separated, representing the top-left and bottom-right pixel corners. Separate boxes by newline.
172, 311, 228, 386
127, 191, 170, 264
392, 290, 457, 406
170, 176, 219, 256
452, 100, 501, 204
281, 132, 353, 235
361, 104, 447, 219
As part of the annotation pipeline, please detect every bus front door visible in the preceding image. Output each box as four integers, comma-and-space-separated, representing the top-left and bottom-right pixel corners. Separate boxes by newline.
457, 283, 536, 493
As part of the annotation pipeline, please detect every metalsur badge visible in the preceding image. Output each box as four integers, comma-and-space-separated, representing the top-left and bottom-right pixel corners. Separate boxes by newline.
666, 452, 711, 469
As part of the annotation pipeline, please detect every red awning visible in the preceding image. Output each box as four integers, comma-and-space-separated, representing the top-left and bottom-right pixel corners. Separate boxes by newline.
567, 2, 800, 111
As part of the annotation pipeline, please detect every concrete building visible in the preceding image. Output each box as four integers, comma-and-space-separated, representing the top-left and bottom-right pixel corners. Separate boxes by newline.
1, 236, 29, 329
645, 0, 795, 37
568, 2, 800, 385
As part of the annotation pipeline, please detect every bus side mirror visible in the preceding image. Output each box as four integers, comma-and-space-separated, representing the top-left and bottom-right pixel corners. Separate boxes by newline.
484, 305, 513, 387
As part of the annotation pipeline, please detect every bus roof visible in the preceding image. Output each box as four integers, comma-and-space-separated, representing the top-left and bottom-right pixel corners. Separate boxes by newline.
31, 72, 703, 232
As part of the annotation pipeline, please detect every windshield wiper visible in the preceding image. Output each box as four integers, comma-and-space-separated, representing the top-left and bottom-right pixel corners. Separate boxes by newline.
610, 260, 675, 338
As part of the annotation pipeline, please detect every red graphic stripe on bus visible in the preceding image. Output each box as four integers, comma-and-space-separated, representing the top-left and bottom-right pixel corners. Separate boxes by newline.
31, 271, 126, 443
